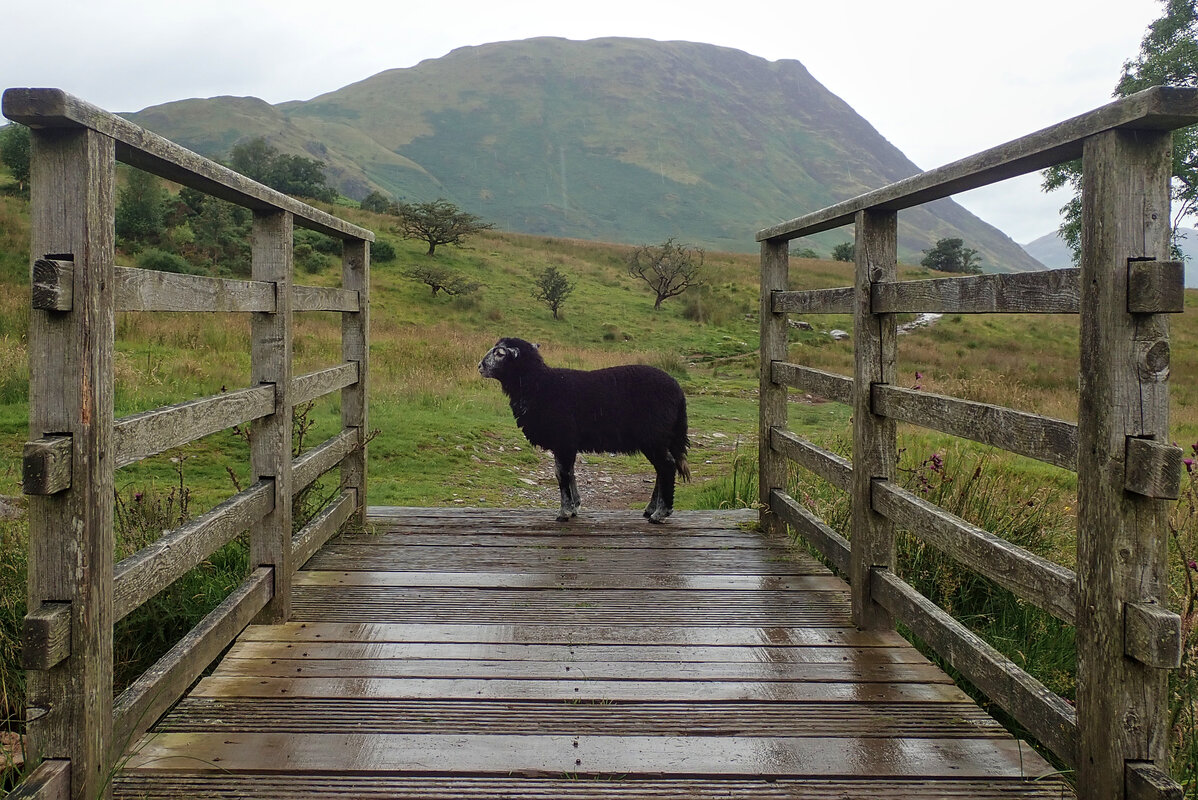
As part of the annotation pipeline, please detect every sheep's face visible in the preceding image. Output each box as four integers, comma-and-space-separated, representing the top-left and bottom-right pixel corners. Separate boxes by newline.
478, 337, 539, 379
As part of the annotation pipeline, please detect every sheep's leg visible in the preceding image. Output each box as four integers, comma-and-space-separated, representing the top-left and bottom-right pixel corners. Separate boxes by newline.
644, 450, 676, 523
554, 450, 580, 521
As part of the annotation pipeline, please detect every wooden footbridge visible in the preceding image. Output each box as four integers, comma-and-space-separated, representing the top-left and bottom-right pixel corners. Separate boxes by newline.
5, 86, 1196, 799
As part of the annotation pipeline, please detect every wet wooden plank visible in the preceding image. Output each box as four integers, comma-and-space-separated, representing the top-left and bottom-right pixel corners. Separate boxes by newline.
335, 532, 774, 548
113, 774, 1076, 800
236, 621, 912, 647
156, 697, 1007, 737
293, 570, 848, 591
211, 657, 951, 683
303, 545, 818, 574
224, 641, 930, 664
121, 732, 1055, 779
189, 675, 974, 703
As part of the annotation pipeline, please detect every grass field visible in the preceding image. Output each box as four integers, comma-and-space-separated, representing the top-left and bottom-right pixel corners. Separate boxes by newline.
0, 186, 1195, 791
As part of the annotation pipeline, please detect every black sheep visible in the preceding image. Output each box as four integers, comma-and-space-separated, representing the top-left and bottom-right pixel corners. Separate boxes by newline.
479, 337, 690, 522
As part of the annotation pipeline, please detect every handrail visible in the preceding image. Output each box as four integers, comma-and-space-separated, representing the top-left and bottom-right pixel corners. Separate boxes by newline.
759, 85, 1197, 797
8, 89, 372, 799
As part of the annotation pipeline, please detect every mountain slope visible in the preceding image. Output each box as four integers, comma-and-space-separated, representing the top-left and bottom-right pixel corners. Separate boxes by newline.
126, 37, 1041, 270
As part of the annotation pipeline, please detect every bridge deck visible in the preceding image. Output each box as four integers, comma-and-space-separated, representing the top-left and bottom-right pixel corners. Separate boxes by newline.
114, 508, 1073, 799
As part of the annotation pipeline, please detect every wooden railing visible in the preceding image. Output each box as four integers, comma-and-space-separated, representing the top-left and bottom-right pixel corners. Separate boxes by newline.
758, 86, 1197, 800
3, 88, 373, 800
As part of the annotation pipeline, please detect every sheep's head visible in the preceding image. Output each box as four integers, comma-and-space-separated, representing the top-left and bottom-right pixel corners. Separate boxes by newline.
478, 337, 542, 380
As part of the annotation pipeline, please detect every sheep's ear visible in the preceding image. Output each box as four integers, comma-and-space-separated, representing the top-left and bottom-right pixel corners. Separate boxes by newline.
532, 342, 540, 350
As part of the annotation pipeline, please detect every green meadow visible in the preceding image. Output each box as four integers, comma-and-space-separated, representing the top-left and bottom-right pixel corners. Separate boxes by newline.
0, 178, 1195, 789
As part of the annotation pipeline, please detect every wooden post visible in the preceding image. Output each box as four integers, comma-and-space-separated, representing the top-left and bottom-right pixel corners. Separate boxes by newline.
249, 210, 294, 622
851, 209, 897, 630
24, 126, 116, 799
342, 239, 370, 527
759, 239, 789, 536
1076, 127, 1176, 798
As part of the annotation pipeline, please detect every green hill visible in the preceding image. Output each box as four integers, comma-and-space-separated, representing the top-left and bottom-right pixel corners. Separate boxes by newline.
124, 37, 1041, 271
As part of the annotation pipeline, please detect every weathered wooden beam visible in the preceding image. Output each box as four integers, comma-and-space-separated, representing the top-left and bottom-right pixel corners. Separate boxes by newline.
3, 88, 374, 243
1124, 437, 1182, 500
871, 567, 1078, 768
871, 384, 1079, 471
31, 258, 73, 311
21, 602, 71, 671
1126, 761, 1184, 800
757, 86, 1198, 242
114, 266, 274, 313
24, 120, 115, 800
758, 244, 790, 539
292, 363, 359, 407
771, 286, 852, 315
112, 385, 275, 469
1124, 601, 1183, 669
292, 284, 359, 313
1128, 259, 1185, 314
112, 567, 272, 760
871, 269, 1081, 315
22, 436, 72, 496
771, 362, 853, 405
341, 240, 370, 527
851, 209, 897, 630
769, 489, 851, 576
1075, 125, 1175, 798
113, 481, 274, 622
292, 489, 357, 569
769, 428, 853, 493
293, 428, 360, 495
5, 758, 71, 800
250, 210, 294, 624
872, 479, 1077, 624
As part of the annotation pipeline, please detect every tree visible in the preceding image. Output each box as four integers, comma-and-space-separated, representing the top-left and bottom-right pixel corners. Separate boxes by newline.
403, 264, 480, 297
920, 237, 982, 274
532, 266, 575, 319
394, 199, 494, 256
115, 168, 168, 244
227, 137, 336, 202
0, 124, 30, 192
1043, 0, 1198, 262
360, 190, 395, 214
831, 242, 855, 262
626, 237, 706, 309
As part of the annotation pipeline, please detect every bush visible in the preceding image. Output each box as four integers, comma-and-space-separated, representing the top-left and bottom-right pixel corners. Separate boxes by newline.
371, 239, 397, 262
137, 248, 196, 274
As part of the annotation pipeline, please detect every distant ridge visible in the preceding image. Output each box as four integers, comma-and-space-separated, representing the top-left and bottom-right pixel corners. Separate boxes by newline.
127, 37, 1042, 270
1022, 227, 1198, 287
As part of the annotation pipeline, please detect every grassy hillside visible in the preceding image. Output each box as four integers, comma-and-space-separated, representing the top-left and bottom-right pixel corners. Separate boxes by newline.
0, 182, 1195, 788
125, 37, 1041, 271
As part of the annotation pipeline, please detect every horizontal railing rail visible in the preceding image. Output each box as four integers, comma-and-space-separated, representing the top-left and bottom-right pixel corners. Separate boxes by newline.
6, 87, 373, 799
758, 85, 1196, 798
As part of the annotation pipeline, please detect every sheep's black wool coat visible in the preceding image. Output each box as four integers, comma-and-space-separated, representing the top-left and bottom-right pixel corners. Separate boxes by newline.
479, 337, 689, 521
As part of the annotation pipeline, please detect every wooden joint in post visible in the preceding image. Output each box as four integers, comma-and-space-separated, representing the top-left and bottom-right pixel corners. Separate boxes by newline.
21, 602, 71, 670
768, 288, 785, 315
1128, 258, 1184, 314
1124, 601, 1182, 669
22, 435, 72, 495
31, 257, 74, 311
1126, 760, 1183, 800
1124, 437, 1182, 499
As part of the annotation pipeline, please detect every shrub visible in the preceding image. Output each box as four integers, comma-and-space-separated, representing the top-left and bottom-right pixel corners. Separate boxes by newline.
136, 248, 196, 275
371, 239, 397, 262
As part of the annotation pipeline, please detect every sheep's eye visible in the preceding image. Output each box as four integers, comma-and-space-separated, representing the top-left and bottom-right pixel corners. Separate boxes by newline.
494, 347, 507, 358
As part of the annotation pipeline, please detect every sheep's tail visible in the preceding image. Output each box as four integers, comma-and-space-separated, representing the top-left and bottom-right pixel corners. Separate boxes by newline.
672, 399, 691, 482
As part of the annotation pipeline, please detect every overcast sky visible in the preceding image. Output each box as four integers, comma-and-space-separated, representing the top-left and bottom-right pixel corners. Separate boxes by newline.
3, 0, 1167, 243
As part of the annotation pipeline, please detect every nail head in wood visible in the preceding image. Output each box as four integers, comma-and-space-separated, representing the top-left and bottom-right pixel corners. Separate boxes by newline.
1126, 760, 1183, 800
1128, 259, 1184, 314
1124, 601, 1183, 669
1124, 437, 1182, 500
31, 258, 73, 311
21, 601, 71, 671
22, 435, 72, 495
